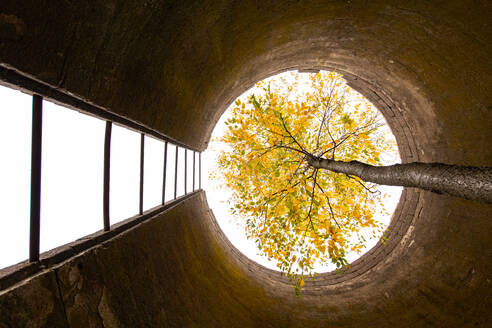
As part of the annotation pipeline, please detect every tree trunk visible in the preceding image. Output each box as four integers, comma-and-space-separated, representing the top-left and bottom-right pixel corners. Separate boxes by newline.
307, 157, 492, 203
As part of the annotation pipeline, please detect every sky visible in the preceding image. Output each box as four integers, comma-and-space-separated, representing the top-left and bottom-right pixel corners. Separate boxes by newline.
0, 71, 402, 272
0, 85, 196, 268
202, 71, 402, 272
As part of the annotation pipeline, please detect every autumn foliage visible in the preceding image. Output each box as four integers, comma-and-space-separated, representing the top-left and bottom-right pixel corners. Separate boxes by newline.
212, 71, 398, 295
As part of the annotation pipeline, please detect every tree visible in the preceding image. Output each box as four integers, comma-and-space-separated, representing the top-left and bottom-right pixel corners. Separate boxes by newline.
212, 71, 492, 295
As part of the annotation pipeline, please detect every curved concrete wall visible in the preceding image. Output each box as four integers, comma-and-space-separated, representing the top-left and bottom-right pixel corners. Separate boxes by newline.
0, 1, 491, 327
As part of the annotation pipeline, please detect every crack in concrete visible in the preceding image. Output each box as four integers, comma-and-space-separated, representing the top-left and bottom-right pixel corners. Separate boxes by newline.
53, 268, 69, 326
57, 24, 78, 89
88, 1, 121, 98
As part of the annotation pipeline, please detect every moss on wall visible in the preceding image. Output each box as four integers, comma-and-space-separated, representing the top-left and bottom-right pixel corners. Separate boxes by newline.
0, 1, 490, 326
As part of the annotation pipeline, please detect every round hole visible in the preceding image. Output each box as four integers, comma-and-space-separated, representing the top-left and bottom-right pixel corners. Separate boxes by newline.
204, 70, 402, 275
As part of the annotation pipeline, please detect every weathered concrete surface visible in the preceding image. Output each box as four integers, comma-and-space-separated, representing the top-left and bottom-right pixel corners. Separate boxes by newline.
0, 0, 491, 327
1, 192, 490, 327
0, 270, 67, 327
0, 1, 490, 161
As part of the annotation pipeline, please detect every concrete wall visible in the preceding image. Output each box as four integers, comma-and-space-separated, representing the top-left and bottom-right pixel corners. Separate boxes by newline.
0, 0, 491, 326
1, 191, 490, 327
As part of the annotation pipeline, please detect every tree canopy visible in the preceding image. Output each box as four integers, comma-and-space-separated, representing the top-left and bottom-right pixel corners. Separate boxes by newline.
211, 71, 399, 294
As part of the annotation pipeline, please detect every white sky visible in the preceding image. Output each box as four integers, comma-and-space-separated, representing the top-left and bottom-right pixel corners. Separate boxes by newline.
203, 71, 402, 272
0, 71, 402, 273
0, 85, 196, 268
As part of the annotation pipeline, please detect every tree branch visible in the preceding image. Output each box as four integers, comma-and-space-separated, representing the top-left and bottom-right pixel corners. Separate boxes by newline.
307, 157, 492, 203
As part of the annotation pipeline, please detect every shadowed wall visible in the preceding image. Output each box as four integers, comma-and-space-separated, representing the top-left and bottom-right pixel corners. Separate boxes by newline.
0, 1, 491, 327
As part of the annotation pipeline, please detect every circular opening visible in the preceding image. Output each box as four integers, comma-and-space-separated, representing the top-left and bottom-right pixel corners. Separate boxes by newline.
203, 70, 402, 275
